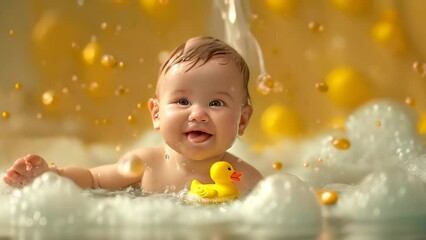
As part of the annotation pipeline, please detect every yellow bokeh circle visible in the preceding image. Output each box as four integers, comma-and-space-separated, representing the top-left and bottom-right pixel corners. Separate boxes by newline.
264, 0, 295, 15
325, 66, 373, 108
261, 104, 304, 139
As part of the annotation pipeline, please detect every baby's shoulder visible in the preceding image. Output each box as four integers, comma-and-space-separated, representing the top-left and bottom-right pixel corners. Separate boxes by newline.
119, 146, 164, 165
225, 153, 262, 176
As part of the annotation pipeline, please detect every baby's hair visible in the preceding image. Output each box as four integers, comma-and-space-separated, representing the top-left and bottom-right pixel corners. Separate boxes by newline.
160, 36, 251, 106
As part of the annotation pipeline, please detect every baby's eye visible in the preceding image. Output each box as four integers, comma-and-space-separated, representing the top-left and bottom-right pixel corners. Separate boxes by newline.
177, 99, 190, 106
209, 100, 224, 107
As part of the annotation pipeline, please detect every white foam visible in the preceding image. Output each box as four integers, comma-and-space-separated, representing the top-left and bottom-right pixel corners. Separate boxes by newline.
241, 173, 322, 234
335, 166, 426, 220
399, 154, 426, 181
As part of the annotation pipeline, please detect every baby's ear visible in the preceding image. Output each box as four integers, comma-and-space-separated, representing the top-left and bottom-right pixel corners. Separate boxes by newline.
238, 105, 253, 136
148, 98, 160, 130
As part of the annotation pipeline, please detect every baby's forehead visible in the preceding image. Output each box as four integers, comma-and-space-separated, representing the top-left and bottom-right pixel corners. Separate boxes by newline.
155, 60, 243, 95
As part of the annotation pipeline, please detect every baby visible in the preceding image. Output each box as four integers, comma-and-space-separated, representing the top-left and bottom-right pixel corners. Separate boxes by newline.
3, 36, 263, 194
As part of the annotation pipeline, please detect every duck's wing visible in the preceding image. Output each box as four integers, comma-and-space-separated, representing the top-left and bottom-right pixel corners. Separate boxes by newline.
190, 181, 218, 198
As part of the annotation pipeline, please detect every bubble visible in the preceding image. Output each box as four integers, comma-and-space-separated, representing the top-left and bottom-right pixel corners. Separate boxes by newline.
404, 96, 416, 107
316, 189, 339, 205
272, 162, 282, 170
118, 154, 145, 177
41, 90, 55, 106
331, 137, 351, 150
70, 41, 80, 49
335, 167, 426, 219
100, 54, 116, 68
399, 154, 426, 181
9, 172, 88, 228
256, 73, 282, 95
14, 82, 22, 90
308, 21, 324, 33
100, 22, 108, 30
115, 85, 129, 96
315, 82, 328, 92
8, 29, 15, 36
375, 120, 382, 126
242, 173, 321, 231
346, 100, 424, 163
127, 115, 135, 124
412, 61, 425, 77
1, 111, 10, 120
82, 40, 100, 65
94, 118, 110, 125
71, 74, 78, 82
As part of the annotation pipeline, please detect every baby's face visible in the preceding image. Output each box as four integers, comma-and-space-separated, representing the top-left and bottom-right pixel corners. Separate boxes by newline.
154, 59, 251, 160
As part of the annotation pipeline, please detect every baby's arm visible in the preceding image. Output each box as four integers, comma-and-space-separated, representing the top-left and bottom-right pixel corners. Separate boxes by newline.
3, 152, 145, 190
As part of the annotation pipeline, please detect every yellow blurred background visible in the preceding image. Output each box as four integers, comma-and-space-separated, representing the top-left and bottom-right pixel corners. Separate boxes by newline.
0, 0, 425, 152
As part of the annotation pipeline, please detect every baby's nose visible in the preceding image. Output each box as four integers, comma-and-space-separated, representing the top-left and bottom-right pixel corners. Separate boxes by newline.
188, 106, 209, 122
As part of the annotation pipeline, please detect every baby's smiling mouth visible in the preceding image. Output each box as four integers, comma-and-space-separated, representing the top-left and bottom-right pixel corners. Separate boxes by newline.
186, 131, 212, 143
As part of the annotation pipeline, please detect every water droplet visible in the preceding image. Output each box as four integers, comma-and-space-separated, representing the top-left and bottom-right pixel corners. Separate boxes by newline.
412, 61, 424, 76
82, 40, 100, 65
41, 90, 55, 106
331, 137, 351, 150
14, 82, 21, 90
115, 24, 123, 34
100, 22, 108, 30
316, 189, 338, 205
71, 74, 78, 82
101, 54, 116, 68
127, 115, 135, 124
118, 154, 145, 176
8, 29, 15, 36
272, 162, 282, 170
315, 82, 328, 92
404, 96, 416, 106
375, 120, 382, 126
1, 111, 10, 120
303, 162, 310, 168
71, 42, 80, 49
317, 157, 324, 163
308, 21, 324, 33
115, 85, 129, 96
89, 82, 99, 91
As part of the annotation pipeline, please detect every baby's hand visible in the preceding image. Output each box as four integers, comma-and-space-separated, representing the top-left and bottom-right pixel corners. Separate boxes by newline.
3, 154, 49, 188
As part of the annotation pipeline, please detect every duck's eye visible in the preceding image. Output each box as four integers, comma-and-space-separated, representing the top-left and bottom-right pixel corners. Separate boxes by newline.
209, 100, 224, 107
228, 167, 231, 171
177, 99, 190, 106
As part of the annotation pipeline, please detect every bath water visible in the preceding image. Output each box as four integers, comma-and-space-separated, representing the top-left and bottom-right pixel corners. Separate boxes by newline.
1, 100, 426, 240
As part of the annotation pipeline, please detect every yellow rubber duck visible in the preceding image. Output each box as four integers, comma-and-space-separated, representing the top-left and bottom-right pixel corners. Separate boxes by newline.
189, 161, 242, 203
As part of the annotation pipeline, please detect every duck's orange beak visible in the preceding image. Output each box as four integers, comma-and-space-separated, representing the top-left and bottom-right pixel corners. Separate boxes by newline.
230, 171, 242, 182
